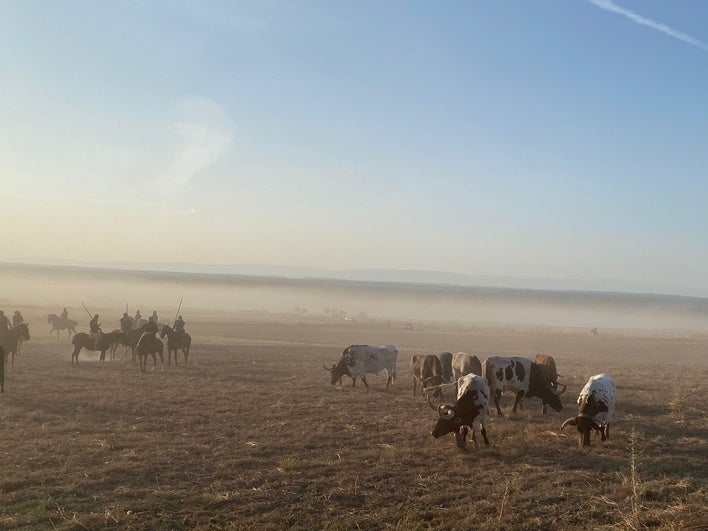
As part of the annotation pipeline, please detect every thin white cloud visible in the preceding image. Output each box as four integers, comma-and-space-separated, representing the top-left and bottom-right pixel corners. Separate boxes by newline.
159, 96, 234, 189
588, 0, 708, 52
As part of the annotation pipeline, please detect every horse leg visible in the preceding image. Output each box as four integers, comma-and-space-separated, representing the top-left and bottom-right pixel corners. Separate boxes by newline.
71, 346, 81, 367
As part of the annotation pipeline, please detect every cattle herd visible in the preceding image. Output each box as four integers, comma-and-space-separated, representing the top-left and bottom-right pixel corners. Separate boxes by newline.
325, 345, 617, 448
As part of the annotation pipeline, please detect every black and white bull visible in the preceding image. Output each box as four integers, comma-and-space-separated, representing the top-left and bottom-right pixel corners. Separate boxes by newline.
430, 373, 490, 449
452, 352, 482, 395
561, 374, 616, 446
437, 352, 453, 383
482, 356, 566, 416
410, 354, 445, 397
324, 345, 397, 389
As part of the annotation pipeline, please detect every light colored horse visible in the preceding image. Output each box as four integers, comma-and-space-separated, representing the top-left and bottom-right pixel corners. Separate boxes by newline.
48, 314, 77, 340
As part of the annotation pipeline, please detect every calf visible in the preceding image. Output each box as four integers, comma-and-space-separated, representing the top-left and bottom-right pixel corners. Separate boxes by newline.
482, 356, 566, 416
430, 373, 490, 449
324, 345, 397, 389
561, 374, 616, 446
410, 354, 445, 397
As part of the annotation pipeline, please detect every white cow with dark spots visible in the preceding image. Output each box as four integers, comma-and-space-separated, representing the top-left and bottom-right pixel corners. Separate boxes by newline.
324, 345, 398, 389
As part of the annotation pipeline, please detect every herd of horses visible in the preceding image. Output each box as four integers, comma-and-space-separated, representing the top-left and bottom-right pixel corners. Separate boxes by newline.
1, 316, 192, 394
68, 322, 192, 372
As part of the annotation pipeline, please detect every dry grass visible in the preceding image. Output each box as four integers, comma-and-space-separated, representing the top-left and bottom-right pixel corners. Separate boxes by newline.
0, 317, 706, 530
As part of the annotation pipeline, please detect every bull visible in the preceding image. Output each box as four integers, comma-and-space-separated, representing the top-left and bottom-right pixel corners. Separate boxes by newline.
324, 345, 397, 389
437, 352, 453, 383
534, 353, 563, 415
452, 352, 482, 395
410, 354, 445, 397
482, 356, 566, 416
561, 374, 616, 446
430, 373, 490, 449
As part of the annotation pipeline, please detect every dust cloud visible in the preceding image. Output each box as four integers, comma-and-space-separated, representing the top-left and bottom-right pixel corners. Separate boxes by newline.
2, 263, 708, 332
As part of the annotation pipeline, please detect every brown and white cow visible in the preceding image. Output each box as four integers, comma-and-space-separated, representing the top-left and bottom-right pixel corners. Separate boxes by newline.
410, 354, 445, 397
561, 374, 616, 446
430, 373, 490, 449
482, 356, 566, 416
324, 345, 397, 389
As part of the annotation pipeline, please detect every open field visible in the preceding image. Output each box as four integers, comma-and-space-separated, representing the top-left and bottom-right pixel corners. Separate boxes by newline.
1, 313, 706, 530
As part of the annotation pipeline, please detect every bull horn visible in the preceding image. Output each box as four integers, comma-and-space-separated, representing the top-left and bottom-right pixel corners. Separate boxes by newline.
437, 404, 455, 420
550, 382, 567, 396
323, 363, 334, 372
557, 383, 567, 395
560, 417, 577, 430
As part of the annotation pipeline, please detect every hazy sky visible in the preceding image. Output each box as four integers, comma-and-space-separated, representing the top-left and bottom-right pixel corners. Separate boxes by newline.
2, 1, 707, 295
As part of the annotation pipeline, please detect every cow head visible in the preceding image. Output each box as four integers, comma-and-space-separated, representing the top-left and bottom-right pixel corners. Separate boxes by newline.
323, 359, 350, 385
429, 392, 484, 449
561, 415, 601, 446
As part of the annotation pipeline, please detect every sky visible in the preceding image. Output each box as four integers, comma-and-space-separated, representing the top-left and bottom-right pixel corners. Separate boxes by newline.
1, 0, 707, 296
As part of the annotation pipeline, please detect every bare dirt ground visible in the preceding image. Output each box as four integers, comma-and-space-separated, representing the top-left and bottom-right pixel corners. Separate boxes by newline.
1, 312, 707, 530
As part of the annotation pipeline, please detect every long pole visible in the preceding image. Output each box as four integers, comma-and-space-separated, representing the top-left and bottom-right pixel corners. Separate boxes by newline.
81, 302, 93, 319
172, 298, 183, 326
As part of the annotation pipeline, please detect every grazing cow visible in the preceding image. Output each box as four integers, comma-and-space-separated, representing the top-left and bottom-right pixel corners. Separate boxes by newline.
324, 345, 397, 389
430, 373, 490, 449
482, 356, 566, 416
534, 354, 563, 415
410, 354, 445, 397
437, 352, 453, 383
561, 374, 616, 446
452, 352, 482, 394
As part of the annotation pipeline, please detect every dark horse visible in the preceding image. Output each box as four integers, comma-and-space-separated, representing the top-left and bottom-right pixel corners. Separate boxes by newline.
1, 323, 31, 370
160, 324, 191, 365
48, 314, 77, 341
136, 335, 164, 372
109, 329, 141, 362
70, 332, 123, 366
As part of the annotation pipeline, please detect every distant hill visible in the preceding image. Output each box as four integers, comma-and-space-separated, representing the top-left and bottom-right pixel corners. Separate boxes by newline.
2, 259, 697, 297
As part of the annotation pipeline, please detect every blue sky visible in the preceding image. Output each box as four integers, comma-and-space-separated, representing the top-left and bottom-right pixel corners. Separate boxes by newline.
1, 1, 707, 295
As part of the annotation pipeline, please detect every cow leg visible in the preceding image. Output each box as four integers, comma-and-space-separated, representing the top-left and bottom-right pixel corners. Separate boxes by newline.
512, 390, 525, 413
542, 402, 547, 415
412, 378, 417, 396
481, 425, 490, 445
494, 390, 504, 416
605, 423, 610, 440
454, 427, 468, 449
361, 375, 368, 388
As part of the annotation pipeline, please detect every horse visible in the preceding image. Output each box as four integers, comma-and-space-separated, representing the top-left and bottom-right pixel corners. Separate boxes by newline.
111, 329, 142, 362
135, 335, 164, 372
1, 323, 30, 370
160, 324, 191, 365
48, 314, 77, 341
0, 346, 5, 392
70, 331, 123, 366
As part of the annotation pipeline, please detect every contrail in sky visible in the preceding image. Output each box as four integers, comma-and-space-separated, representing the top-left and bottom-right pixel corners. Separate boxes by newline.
588, 0, 708, 52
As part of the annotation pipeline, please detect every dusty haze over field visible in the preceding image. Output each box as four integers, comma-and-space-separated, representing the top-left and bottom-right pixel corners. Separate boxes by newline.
3, 263, 708, 333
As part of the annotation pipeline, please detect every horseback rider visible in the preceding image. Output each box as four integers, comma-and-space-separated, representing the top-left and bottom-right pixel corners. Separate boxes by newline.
60, 307, 69, 324
174, 314, 186, 344
12, 310, 24, 327
0, 310, 10, 341
89, 314, 102, 348
134, 310, 142, 324
151, 310, 159, 324
136, 316, 158, 351
120, 312, 132, 334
